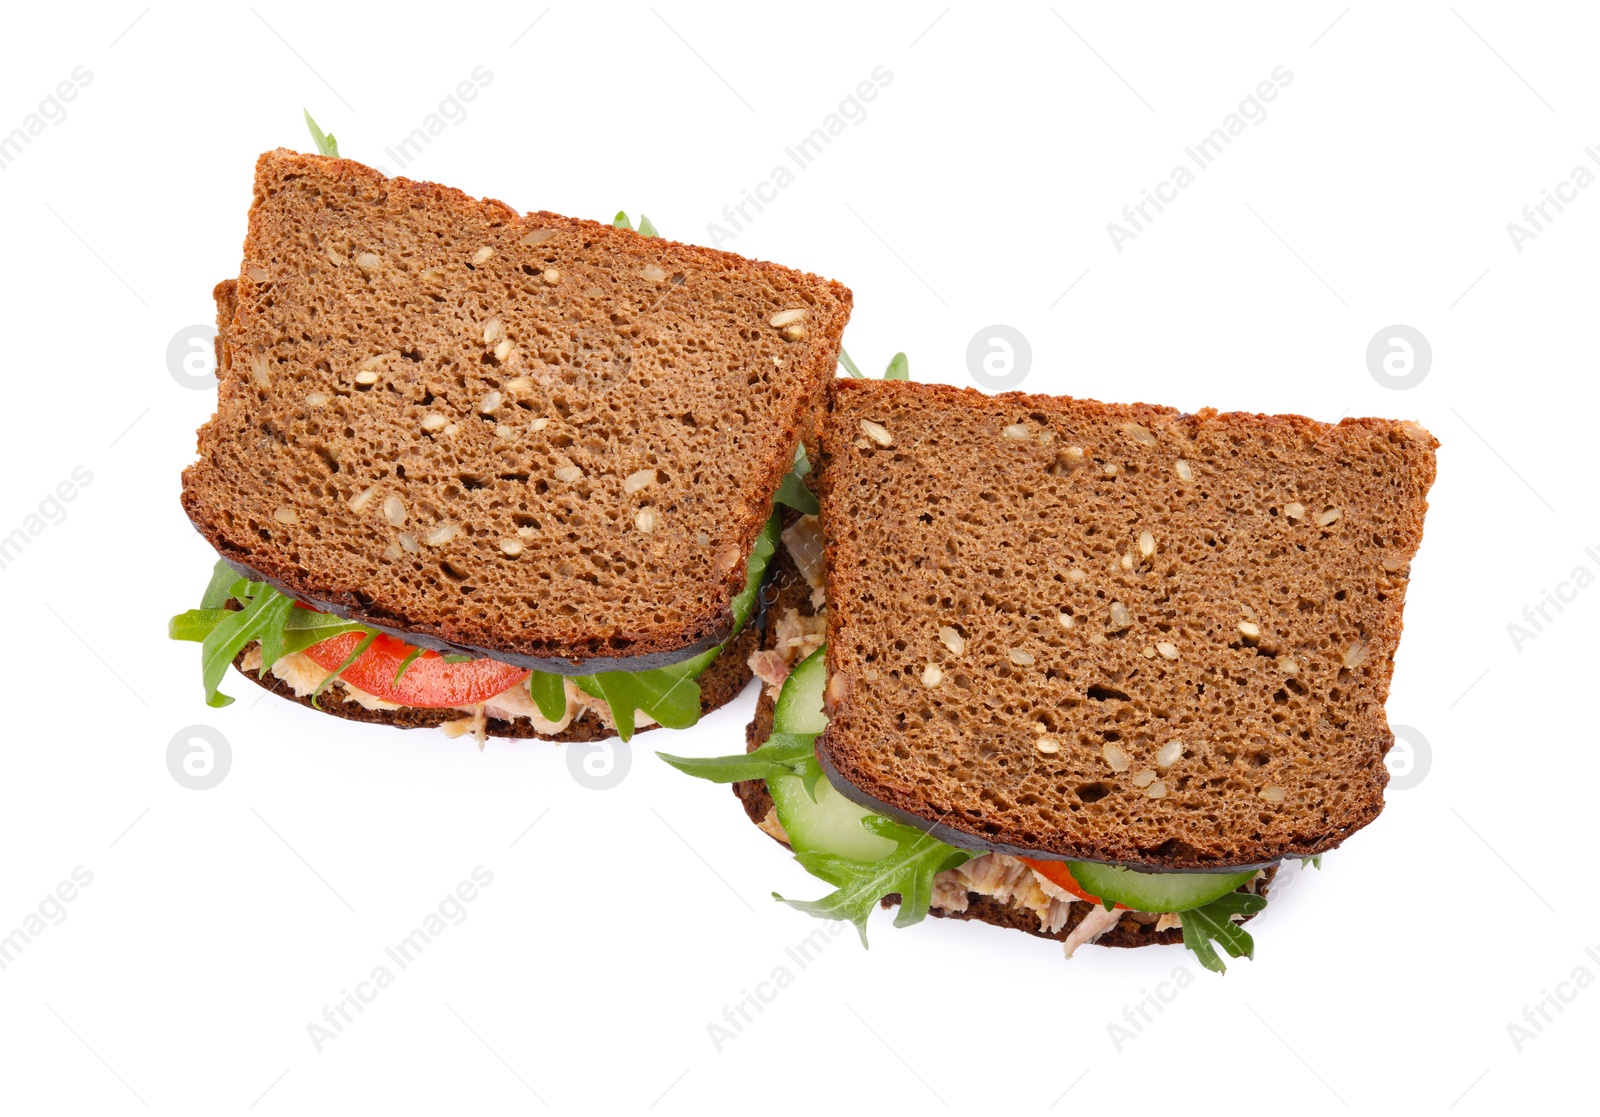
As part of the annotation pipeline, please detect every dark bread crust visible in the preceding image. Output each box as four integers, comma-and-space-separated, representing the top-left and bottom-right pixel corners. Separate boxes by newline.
232, 613, 760, 741
815, 378, 1438, 870
185, 149, 851, 671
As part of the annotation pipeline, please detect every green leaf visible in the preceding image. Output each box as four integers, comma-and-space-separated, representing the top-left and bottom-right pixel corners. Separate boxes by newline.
279, 607, 370, 657
393, 646, 425, 683
613, 211, 634, 231
197, 587, 295, 707
883, 352, 909, 380
774, 470, 819, 516
199, 559, 240, 608
169, 609, 231, 643
777, 816, 973, 946
304, 110, 339, 157
527, 671, 567, 722
638, 214, 660, 237
837, 348, 866, 379
174, 564, 376, 707
440, 653, 473, 664
570, 666, 701, 742
310, 630, 376, 709
657, 732, 819, 784
571, 514, 778, 742
793, 443, 812, 478
1301, 855, 1323, 870
1179, 892, 1267, 974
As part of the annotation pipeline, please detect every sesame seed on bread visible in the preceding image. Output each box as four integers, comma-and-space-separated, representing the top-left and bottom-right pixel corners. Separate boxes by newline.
815, 378, 1438, 870
182, 149, 851, 671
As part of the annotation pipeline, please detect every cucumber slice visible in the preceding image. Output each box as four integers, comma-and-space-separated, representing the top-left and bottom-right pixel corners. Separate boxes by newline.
1066, 861, 1259, 913
773, 646, 828, 735
768, 768, 896, 862
765, 644, 893, 860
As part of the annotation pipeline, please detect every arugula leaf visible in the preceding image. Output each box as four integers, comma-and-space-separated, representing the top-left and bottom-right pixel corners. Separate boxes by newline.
393, 646, 425, 683
527, 671, 568, 722
774, 470, 819, 515
279, 605, 368, 656
169, 609, 230, 643
1178, 892, 1267, 974
171, 562, 373, 706
657, 732, 819, 784
304, 110, 339, 157
197, 586, 296, 707
1301, 855, 1323, 870
310, 630, 377, 709
839, 347, 911, 382
777, 811, 973, 946
200, 560, 239, 609
572, 515, 778, 741
613, 212, 658, 236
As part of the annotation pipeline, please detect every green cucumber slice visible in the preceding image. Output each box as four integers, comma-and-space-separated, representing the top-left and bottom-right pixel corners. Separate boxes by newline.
1065, 861, 1259, 913
768, 768, 896, 862
766, 645, 893, 858
773, 646, 828, 735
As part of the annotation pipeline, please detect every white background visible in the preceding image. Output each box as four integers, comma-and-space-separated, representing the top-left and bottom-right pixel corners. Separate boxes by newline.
0, 2, 1593, 1113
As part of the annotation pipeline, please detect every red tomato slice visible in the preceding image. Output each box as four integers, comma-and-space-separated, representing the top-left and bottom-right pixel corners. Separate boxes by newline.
1019, 858, 1127, 910
300, 629, 530, 708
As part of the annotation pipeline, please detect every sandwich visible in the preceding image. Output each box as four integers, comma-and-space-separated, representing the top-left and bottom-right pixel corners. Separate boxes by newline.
663, 377, 1437, 969
169, 144, 851, 743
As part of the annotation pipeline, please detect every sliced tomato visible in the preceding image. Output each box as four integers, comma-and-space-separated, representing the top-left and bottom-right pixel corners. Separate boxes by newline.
1019, 858, 1127, 910
300, 629, 530, 708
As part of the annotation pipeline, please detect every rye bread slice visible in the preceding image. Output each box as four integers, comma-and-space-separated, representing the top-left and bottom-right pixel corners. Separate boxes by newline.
235, 610, 760, 742
816, 379, 1438, 870
734, 551, 1269, 949
183, 149, 851, 672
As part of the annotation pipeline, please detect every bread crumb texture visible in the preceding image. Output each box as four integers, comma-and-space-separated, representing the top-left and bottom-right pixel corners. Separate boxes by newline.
181, 150, 850, 663
817, 379, 1437, 868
